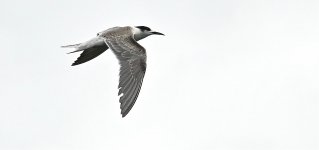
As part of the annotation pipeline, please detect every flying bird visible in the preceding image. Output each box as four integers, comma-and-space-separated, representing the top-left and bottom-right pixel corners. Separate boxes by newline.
62, 26, 164, 117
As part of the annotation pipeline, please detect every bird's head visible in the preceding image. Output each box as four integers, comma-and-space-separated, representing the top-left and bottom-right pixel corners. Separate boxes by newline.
133, 26, 164, 41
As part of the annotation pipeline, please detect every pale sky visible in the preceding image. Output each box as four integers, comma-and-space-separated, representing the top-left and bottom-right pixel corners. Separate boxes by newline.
0, 0, 318, 150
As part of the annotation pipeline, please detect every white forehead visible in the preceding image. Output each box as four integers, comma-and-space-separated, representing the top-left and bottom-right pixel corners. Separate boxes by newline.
131, 26, 143, 34
131, 26, 152, 41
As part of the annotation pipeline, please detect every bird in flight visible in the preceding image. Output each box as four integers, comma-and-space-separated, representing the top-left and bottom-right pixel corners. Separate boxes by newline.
62, 26, 164, 117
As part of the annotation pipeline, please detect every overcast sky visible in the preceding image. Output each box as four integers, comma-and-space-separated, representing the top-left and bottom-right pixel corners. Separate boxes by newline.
0, 0, 318, 150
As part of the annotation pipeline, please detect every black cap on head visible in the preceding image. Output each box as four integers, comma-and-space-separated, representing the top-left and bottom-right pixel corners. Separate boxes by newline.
136, 26, 151, 31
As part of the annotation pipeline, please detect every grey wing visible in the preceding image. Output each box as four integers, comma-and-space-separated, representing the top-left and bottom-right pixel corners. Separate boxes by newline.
104, 36, 147, 117
71, 44, 108, 66
70, 36, 109, 66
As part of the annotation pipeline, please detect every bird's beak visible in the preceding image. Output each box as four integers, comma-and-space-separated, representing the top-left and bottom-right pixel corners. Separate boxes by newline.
150, 31, 165, 36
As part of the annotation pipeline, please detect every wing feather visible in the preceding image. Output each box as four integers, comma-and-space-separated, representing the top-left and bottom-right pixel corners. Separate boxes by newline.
103, 33, 147, 117
71, 46, 107, 66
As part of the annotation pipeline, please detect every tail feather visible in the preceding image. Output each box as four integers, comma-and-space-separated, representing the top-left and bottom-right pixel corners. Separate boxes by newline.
67, 49, 84, 54
61, 43, 83, 54
61, 43, 81, 48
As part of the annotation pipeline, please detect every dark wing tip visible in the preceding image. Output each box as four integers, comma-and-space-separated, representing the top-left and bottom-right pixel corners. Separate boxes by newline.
71, 60, 81, 66
121, 112, 127, 118
71, 60, 82, 66
120, 104, 130, 118
121, 106, 132, 117
121, 107, 132, 118
120, 95, 140, 118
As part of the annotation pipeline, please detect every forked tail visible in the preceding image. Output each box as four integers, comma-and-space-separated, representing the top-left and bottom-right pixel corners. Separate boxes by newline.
61, 43, 81, 48
61, 43, 83, 54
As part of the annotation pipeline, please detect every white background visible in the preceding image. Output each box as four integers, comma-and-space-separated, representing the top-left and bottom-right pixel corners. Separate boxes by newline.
0, 0, 318, 150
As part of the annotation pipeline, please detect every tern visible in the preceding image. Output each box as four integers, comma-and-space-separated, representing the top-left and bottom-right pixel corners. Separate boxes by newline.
62, 26, 164, 117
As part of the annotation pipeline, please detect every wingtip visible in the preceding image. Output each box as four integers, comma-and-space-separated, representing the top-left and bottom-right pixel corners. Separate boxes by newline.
71, 61, 82, 66
121, 113, 127, 118
71, 61, 78, 66
121, 108, 130, 118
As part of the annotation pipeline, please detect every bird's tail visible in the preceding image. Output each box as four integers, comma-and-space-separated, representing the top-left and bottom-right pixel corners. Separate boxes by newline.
61, 43, 84, 54
61, 43, 81, 48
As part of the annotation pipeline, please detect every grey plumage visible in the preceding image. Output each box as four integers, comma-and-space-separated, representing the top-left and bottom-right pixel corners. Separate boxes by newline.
101, 27, 147, 117
62, 26, 164, 117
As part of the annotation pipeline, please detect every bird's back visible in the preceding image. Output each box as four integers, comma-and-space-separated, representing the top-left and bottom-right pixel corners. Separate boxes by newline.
99, 26, 133, 39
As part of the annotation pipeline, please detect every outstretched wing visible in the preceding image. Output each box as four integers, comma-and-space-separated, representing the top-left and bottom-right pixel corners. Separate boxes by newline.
104, 36, 147, 117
